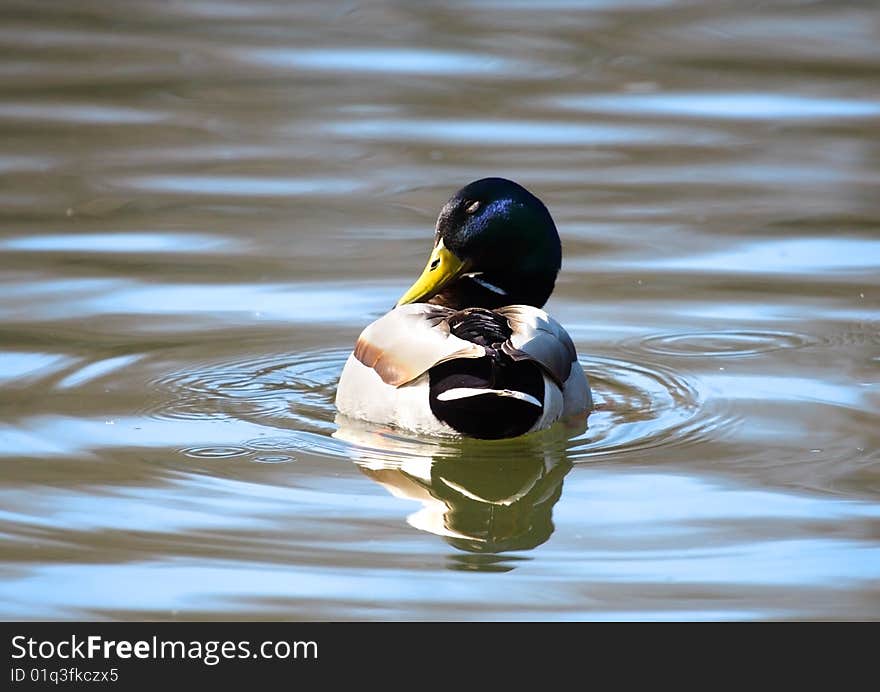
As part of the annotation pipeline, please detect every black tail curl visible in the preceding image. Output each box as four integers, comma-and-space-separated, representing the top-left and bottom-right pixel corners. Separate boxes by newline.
428, 309, 544, 439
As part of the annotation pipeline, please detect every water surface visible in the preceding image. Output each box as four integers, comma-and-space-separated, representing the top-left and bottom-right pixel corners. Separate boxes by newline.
1, 0, 878, 620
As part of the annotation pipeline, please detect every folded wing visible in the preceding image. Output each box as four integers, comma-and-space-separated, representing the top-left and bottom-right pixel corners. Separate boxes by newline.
497, 305, 577, 386
354, 303, 486, 386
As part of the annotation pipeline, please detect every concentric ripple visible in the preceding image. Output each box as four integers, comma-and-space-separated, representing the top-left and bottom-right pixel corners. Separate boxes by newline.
631, 330, 813, 358
148, 347, 353, 460
150, 344, 713, 466
565, 354, 718, 460
181, 445, 251, 460
151, 347, 347, 425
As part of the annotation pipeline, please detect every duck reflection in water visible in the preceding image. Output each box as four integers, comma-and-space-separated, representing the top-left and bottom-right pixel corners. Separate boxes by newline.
334, 416, 585, 554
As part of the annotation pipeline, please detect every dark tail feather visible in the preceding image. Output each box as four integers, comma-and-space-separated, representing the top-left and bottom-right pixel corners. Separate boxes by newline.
428, 355, 544, 439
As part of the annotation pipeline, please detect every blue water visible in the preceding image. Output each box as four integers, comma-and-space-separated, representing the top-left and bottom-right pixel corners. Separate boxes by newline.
0, 0, 877, 620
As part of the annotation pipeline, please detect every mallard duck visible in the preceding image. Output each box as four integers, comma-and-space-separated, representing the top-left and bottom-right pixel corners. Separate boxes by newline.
335, 177, 591, 439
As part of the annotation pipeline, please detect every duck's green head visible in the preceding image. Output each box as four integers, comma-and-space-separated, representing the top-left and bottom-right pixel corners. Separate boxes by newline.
396, 178, 562, 310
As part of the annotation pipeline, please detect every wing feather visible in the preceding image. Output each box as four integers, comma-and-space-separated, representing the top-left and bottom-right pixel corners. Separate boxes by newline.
497, 305, 577, 386
354, 304, 485, 387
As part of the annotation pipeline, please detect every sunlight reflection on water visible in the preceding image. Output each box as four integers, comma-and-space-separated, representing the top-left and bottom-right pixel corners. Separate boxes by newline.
0, 0, 878, 620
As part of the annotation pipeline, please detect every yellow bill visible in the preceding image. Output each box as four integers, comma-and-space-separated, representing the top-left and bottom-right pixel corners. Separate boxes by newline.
396, 239, 469, 306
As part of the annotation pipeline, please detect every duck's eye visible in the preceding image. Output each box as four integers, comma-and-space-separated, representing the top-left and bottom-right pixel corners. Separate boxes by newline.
465, 200, 481, 215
